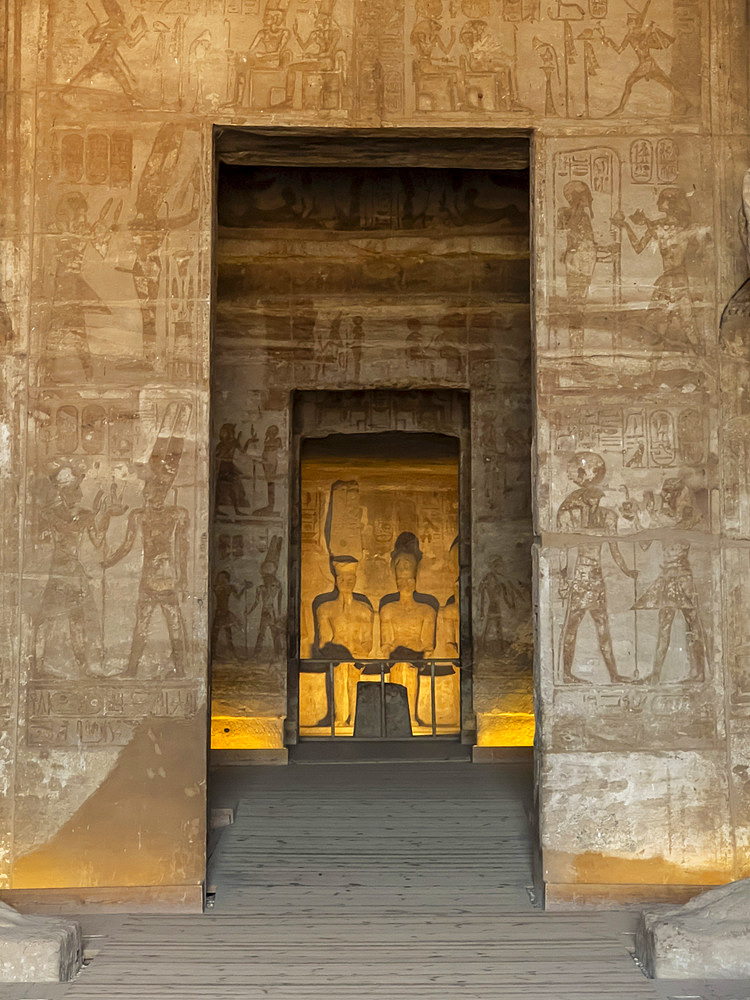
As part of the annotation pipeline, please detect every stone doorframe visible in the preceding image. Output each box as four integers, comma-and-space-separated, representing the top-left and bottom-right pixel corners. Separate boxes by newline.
212, 125, 535, 758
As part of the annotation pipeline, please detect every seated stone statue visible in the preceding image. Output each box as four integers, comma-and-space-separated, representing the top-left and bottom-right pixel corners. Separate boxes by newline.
312, 555, 374, 726
379, 531, 438, 724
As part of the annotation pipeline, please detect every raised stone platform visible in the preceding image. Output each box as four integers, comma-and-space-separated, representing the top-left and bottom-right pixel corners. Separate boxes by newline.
0, 901, 82, 983
635, 879, 750, 979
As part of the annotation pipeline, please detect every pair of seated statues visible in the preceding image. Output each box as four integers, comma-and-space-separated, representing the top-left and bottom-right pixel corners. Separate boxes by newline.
311, 531, 459, 727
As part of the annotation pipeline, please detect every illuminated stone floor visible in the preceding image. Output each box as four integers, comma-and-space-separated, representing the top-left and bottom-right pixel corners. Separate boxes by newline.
2, 759, 749, 1000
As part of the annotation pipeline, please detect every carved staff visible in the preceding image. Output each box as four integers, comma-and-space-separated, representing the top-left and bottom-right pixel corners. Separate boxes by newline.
224, 19, 232, 103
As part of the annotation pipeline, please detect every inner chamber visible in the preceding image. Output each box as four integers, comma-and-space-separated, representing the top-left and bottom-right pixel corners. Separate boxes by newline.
299, 432, 460, 738
211, 140, 532, 755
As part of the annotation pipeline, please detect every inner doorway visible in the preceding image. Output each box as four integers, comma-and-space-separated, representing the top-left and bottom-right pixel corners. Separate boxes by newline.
211, 129, 532, 759
297, 426, 462, 740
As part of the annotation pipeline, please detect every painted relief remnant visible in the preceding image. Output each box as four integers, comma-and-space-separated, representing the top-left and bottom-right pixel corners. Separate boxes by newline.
44, 192, 119, 382
478, 555, 521, 658
612, 186, 708, 354
215, 422, 256, 517
248, 535, 283, 657
62, 0, 148, 109
635, 478, 708, 683
33, 463, 126, 678
557, 452, 637, 684
104, 403, 191, 678
557, 181, 597, 355
599, 1, 690, 117
212, 571, 251, 662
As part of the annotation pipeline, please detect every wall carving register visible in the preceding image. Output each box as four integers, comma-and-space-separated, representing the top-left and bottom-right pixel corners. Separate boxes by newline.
0, 0, 747, 911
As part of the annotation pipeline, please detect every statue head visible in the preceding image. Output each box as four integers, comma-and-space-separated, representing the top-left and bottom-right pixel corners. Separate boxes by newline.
331, 555, 358, 594
391, 531, 422, 593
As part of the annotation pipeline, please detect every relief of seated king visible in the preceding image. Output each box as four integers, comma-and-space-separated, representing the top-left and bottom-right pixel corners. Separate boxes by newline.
312, 555, 374, 727
378, 531, 439, 724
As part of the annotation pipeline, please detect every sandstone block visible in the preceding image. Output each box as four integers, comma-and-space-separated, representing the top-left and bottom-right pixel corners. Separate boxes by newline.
0, 902, 82, 983
636, 879, 750, 979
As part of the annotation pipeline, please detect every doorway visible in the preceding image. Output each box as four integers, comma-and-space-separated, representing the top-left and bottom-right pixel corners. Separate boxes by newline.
210, 129, 532, 759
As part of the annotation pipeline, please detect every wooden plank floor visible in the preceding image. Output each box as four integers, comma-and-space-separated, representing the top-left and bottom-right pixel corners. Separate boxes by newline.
2, 760, 747, 999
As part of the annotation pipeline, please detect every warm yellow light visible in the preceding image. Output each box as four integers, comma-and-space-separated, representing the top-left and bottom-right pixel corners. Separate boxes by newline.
211, 715, 284, 749
477, 712, 535, 747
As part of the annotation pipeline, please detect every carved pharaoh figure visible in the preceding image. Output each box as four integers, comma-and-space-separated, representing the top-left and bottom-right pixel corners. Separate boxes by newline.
33, 464, 126, 677
612, 187, 709, 355
104, 404, 190, 678
313, 555, 374, 726
557, 452, 638, 684
634, 478, 708, 683
599, 0, 690, 117
557, 180, 597, 354
379, 531, 438, 722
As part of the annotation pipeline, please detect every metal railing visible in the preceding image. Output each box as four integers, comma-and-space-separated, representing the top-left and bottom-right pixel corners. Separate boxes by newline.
298, 658, 460, 738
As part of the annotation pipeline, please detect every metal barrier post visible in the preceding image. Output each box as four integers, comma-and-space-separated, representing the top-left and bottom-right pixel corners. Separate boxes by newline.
430, 660, 437, 737
380, 662, 386, 738
330, 661, 336, 738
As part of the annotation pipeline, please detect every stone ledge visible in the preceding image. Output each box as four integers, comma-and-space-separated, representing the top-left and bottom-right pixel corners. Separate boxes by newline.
544, 882, 716, 910
636, 879, 750, 979
0, 902, 82, 983
0, 884, 204, 915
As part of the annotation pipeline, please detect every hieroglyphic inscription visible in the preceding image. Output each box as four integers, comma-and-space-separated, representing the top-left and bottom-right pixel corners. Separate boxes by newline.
27, 681, 199, 748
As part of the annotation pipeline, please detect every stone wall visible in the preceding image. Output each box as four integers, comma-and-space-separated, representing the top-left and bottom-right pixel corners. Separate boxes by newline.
0, 0, 747, 906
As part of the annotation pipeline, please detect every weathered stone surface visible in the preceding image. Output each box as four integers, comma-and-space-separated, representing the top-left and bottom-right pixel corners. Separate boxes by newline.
636, 879, 750, 979
0, 902, 81, 983
0, 0, 748, 910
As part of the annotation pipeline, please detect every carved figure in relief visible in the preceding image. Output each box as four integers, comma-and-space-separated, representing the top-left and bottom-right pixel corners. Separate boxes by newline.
612, 187, 708, 354
410, 8, 462, 112
63, 0, 147, 108
379, 532, 439, 721
0, 293, 12, 347
478, 555, 521, 657
188, 30, 214, 112
286, 0, 348, 109
212, 571, 251, 662
557, 453, 638, 683
103, 405, 190, 678
248, 536, 283, 657
437, 539, 460, 658
254, 424, 282, 516
225, 4, 292, 108
599, 0, 689, 117
215, 422, 256, 516
44, 193, 119, 381
313, 556, 374, 726
33, 465, 126, 677
635, 478, 708, 683
458, 19, 525, 111
533, 37, 560, 116
125, 124, 201, 368
557, 180, 596, 354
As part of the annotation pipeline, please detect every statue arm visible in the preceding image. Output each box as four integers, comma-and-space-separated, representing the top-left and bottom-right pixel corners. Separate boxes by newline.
379, 609, 395, 656
316, 607, 334, 649
421, 609, 437, 658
